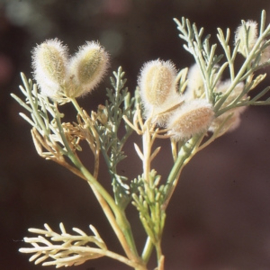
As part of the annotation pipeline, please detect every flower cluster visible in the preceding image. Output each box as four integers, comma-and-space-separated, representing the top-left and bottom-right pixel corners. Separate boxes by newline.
138, 60, 214, 141
33, 39, 109, 103
137, 58, 249, 141
137, 20, 270, 141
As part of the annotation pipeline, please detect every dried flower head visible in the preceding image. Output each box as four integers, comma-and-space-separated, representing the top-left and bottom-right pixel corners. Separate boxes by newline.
235, 20, 258, 57
32, 39, 68, 100
167, 99, 214, 141
138, 59, 177, 112
67, 41, 109, 97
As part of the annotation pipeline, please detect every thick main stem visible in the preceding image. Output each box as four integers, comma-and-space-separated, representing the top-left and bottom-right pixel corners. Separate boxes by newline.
70, 153, 142, 264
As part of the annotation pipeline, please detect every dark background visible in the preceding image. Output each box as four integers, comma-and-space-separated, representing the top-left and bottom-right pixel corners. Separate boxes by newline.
2, 0, 270, 269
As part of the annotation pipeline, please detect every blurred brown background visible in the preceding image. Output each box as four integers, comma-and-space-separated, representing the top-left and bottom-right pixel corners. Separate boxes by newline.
1, 0, 270, 269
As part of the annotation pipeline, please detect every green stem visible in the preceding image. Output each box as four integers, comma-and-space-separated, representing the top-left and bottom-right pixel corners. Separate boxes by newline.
155, 240, 163, 267
68, 98, 141, 264
70, 98, 88, 121
22, 74, 49, 136
54, 106, 117, 214
65, 145, 141, 263
80, 163, 141, 262
142, 126, 152, 184
164, 134, 204, 208
141, 237, 154, 263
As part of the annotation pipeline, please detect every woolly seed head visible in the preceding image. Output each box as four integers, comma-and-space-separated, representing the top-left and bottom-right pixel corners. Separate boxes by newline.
32, 38, 68, 99
210, 80, 247, 134
144, 93, 184, 127
209, 109, 244, 135
216, 80, 245, 108
138, 59, 177, 110
67, 41, 109, 97
235, 20, 258, 57
259, 45, 270, 65
167, 99, 214, 141
184, 63, 205, 100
